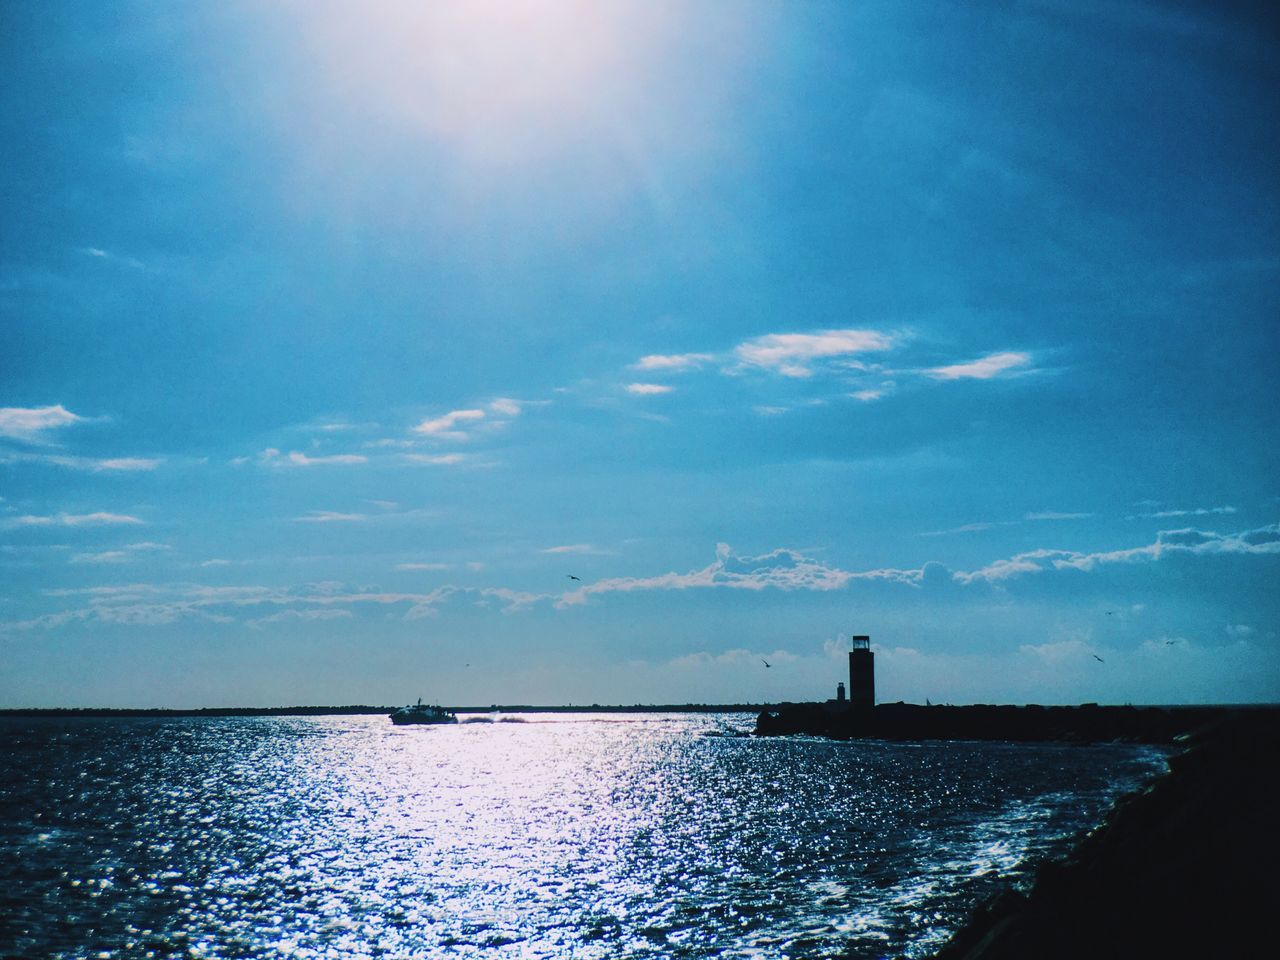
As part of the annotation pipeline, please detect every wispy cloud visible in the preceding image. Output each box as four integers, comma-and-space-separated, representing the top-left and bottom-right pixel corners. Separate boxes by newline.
0, 452, 162, 472
0, 405, 85, 442
1026, 511, 1093, 521
69, 541, 170, 564
249, 608, 354, 627
1128, 505, 1237, 520
956, 522, 1280, 583
2, 580, 549, 632
9, 511, 144, 528
402, 452, 468, 466
395, 562, 453, 571
734, 329, 895, 378
8, 523, 1278, 635
919, 522, 1000, 537
70, 550, 132, 565
77, 246, 144, 269
557, 542, 921, 607
559, 522, 1280, 605
926, 351, 1032, 380
625, 383, 674, 395
250, 448, 366, 467
286, 451, 367, 466
294, 510, 369, 523
489, 397, 522, 416
632, 353, 714, 372
412, 409, 486, 437
541, 543, 597, 554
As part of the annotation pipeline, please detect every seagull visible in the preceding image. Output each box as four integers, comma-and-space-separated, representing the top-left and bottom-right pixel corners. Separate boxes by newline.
567, 575, 581, 581
1093, 654, 1105, 662
761, 658, 771, 668
1105, 611, 1115, 616
1165, 640, 1176, 646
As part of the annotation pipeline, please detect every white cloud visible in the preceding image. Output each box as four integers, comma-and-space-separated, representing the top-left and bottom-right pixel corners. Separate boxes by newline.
557, 543, 921, 607
489, 397, 522, 416
734, 329, 895, 378
413, 409, 486, 436
1129, 506, 1237, 519
68, 541, 168, 565
284, 451, 367, 466
402, 452, 467, 465
295, 511, 369, 523
956, 523, 1280, 583
0, 405, 85, 442
0, 452, 162, 472
2, 580, 548, 633
851, 389, 884, 402
1026, 511, 1093, 521
92, 457, 162, 471
396, 562, 452, 571
625, 383, 674, 395
927, 351, 1031, 380
632, 353, 713, 372
920, 522, 998, 537
71, 550, 131, 565
542, 543, 596, 554
250, 608, 354, 627
77, 246, 144, 269
10, 511, 144, 528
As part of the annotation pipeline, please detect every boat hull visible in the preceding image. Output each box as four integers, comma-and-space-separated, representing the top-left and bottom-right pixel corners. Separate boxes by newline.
390, 714, 458, 725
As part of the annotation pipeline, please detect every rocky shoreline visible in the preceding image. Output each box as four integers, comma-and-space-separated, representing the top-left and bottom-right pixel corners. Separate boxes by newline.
927, 706, 1280, 959
756, 702, 1280, 957
754, 701, 1232, 744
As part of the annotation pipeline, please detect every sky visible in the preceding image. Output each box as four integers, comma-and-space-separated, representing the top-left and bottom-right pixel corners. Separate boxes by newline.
2, 0, 1278, 708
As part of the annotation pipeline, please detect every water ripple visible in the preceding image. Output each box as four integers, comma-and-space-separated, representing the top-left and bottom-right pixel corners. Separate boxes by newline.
0, 714, 1166, 959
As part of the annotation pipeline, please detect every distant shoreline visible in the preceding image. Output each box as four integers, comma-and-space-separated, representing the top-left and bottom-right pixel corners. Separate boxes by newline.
1, 701, 1272, 721
0, 703, 772, 718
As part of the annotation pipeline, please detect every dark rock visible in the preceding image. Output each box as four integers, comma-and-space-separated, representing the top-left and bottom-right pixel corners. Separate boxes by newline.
928, 707, 1280, 960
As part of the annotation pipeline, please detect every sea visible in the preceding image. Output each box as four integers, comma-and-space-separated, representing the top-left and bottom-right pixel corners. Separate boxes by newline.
0, 713, 1168, 960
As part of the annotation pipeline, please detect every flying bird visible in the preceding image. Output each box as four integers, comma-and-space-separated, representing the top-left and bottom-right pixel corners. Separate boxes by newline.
1166, 640, 1176, 646
1093, 654, 1105, 662
1105, 611, 1115, 616
567, 575, 581, 581
761, 658, 771, 668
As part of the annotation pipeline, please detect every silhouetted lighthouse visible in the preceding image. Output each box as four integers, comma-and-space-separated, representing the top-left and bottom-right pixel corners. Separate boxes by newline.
849, 635, 874, 709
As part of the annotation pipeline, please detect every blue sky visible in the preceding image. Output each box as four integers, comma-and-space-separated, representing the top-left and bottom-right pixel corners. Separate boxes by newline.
2, 0, 1277, 707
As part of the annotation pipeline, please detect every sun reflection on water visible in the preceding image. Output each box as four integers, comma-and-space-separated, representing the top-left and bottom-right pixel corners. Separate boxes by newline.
0, 714, 1166, 959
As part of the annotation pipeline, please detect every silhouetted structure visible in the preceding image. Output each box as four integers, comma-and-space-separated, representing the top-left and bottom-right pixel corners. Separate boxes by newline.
930, 708, 1280, 959
849, 634, 874, 709
836, 681, 846, 703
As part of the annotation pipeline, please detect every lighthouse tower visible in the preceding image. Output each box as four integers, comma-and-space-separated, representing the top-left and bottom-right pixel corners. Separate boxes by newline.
849, 635, 875, 709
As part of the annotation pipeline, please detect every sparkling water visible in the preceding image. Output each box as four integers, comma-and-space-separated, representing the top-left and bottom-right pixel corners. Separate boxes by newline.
0, 714, 1167, 959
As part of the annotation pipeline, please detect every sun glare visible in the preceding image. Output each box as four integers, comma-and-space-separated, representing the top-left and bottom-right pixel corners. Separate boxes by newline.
300, 0, 670, 161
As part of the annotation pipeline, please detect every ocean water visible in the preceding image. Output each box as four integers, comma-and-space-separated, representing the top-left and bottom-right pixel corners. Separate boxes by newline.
0, 713, 1167, 960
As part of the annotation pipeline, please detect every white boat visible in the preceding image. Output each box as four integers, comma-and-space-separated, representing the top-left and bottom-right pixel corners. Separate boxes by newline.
390, 698, 458, 725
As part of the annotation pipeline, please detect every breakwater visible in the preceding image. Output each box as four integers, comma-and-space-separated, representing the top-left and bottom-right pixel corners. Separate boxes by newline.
754, 701, 1230, 744
929, 707, 1280, 959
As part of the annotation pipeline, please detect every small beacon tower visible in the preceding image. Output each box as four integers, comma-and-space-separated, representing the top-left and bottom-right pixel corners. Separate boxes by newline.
849, 635, 875, 709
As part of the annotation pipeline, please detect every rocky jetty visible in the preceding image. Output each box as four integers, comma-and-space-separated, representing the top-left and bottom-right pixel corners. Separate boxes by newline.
754, 701, 1227, 744
928, 707, 1280, 959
